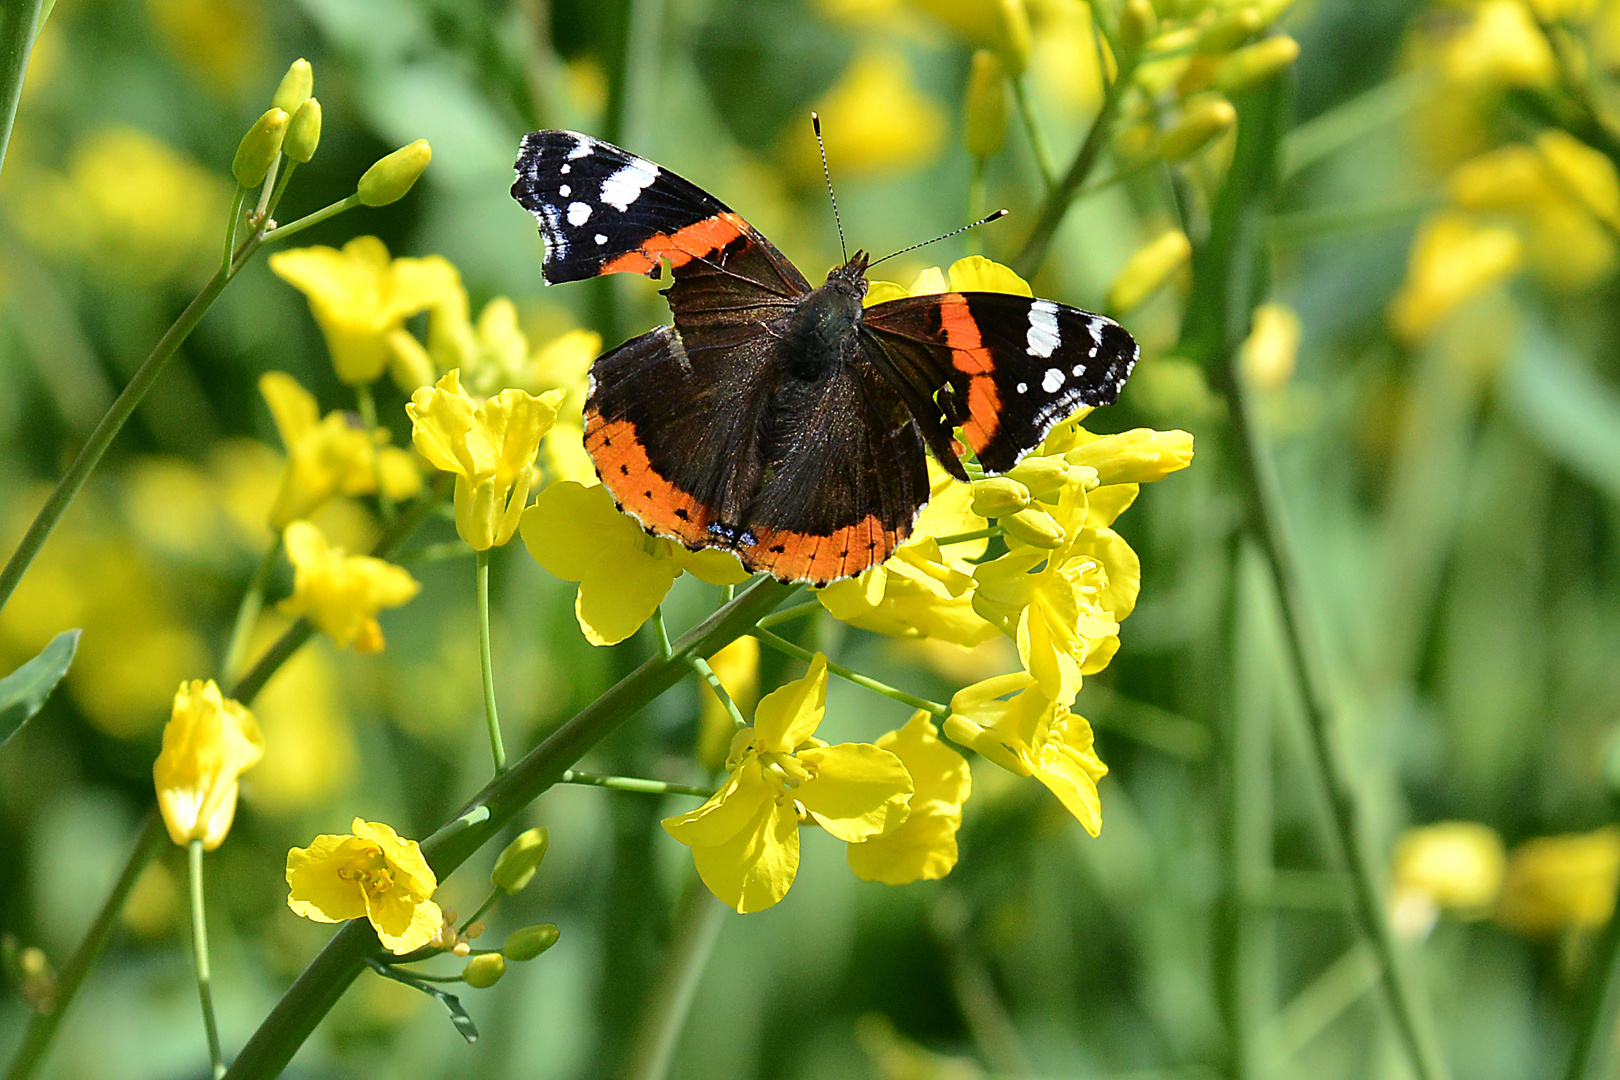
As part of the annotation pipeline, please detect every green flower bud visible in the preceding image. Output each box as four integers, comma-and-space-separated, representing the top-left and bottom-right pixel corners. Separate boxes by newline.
1000, 506, 1065, 548
995, 0, 1031, 78
358, 139, 432, 206
1157, 97, 1236, 163
1119, 0, 1158, 55
1198, 6, 1263, 54
462, 953, 506, 988
284, 98, 322, 164
1214, 36, 1299, 93
1005, 456, 1071, 499
272, 58, 313, 115
964, 50, 1009, 161
491, 826, 550, 893
503, 923, 560, 961
970, 476, 1030, 517
232, 108, 289, 188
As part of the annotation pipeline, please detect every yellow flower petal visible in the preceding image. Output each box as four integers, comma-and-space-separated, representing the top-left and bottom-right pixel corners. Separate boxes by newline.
153, 679, 263, 850
753, 653, 828, 753
663, 761, 774, 847
689, 796, 800, 913
946, 255, 1032, 296
574, 541, 680, 646
366, 890, 443, 955
795, 741, 912, 843
285, 834, 373, 923
352, 817, 439, 897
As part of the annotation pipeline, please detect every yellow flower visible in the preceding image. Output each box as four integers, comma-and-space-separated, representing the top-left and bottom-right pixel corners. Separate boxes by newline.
698, 637, 760, 770
793, 49, 946, 178
269, 237, 460, 385
428, 282, 603, 401
1443, 0, 1557, 89
520, 480, 747, 646
286, 818, 443, 954
866, 253, 1031, 306
944, 672, 1107, 834
279, 520, 420, 652
1240, 302, 1302, 391
152, 680, 264, 850
261, 373, 376, 531
846, 711, 971, 885
407, 370, 564, 549
663, 655, 914, 912
1496, 826, 1620, 937
1390, 821, 1506, 939
1388, 212, 1522, 343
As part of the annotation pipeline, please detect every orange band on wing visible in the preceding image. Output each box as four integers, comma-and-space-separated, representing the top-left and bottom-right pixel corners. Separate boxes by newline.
940, 294, 1002, 454
584, 410, 712, 546
599, 212, 750, 276
743, 515, 900, 586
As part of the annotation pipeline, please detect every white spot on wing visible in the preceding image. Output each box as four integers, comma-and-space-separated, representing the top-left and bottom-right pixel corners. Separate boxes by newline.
1042, 368, 1063, 393
560, 163, 571, 175
1027, 300, 1060, 358
539, 205, 568, 257
595, 233, 608, 245
567, 201, 593, 226
1087, 317, 1105, 347
1016, 382, 1028, 394
566, 136, 594, 160
600, 158, 660, 211
1072, 364, 1085, 376
558, 184, 570, 197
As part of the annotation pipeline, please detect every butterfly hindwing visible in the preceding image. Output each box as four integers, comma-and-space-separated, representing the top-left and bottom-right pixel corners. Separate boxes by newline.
862, 292, 1138, 474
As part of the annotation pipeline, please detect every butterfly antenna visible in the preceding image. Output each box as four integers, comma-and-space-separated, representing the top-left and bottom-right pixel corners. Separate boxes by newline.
866, 209, 1010, 268
811, 112, 849, 264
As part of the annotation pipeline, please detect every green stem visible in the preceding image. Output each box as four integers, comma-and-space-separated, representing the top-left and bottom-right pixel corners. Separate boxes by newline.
222, 538, 281, 684
396, 540, 474, 564
0, 0, 46, 182
651, 605, 673, 659
754, 601, 822, 630
264, 159, 297, 222
687, 656, 746, 728
252, 156, 280, 223
932, 526, 1002, 547
188, 841, 226, 1080
560, 770, 714, 799
622, 874, 728, 1080
1562, 896, 1620, 1080
477, 549, 507, 774
259, 192, 361, 244
222, 576, 796, 1080
750, 628, 947, 717
1013, 53, 1139, 278
458, 890, 501, 935
2, 811, 165, 1080
1010, 74, 1057, 190
222, 186, 247, 275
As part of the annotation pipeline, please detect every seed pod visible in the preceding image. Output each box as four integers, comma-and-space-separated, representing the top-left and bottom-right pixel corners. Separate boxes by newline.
284, 98, 322, 164
970, 476, 1030, 517
232, 108, 289, 188
358, 139, 432, 206
1215, 36, 1300, 93
1158, 96, 1236, 162
964, 50, 1009, 160
462, 953, 506, 988
272, 58, 313, 115
491, 826, 550, 894
503, 923, 561, 962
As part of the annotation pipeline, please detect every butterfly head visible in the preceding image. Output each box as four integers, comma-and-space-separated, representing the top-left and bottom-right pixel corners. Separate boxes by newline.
825, 250, 870, 300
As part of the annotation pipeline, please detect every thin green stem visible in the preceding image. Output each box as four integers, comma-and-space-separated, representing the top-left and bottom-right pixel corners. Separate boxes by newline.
458, 890, 501, 935
188, 841, 226, 1080
396, 540, 474, 564
560, 770, 714, 799
259, 192, 361, 244
222, 538, 281, 684
354, 382, 394, 524
252, 156, 280, 224
754, 601, 822, 630
2, 811, 165, 1080
264, 159, 297, 222
1010, 74, 1057, 190
222, 186, 248, 274
687, 656, 746, 728
222, 576, 796, 1080
1562, 897, 1620, 1080
0, 0, 46, 181
651, 605, 673, 659
933, 526, 1002, 547
750, 628, 948, 717
622, 874, 728, 1080
383, 968, 463, 984
477, 549, 507, 775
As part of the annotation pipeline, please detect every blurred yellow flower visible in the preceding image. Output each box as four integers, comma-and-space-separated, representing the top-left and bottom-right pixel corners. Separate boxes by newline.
428, 281, 603, 401
262, 373, 383, 531
1390, 821, 1506, 939
152, 679, 264, 850
1107, 229, 1192, 315
250, 633, 357, 813
520, 480, 747, 646
846, 711, 971, 885
1496, 826, 1620, 937
1443, 0, 1557, 89
1388, 212, 1522, 343
1240, 302, 1302, 390
279, 520, 420, 653
146, 0, 265, 99
286, 818, 443, 954
796, 49, 946, 177
407, 370, 564, 549
945, 672, 1107, 834
663, 655, 913, 912
269, 237, 460, 385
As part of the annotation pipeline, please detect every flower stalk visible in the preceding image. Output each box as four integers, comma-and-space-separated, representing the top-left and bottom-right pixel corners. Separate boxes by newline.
189, 841, 227, 1080
476, 549, 507, 774
222, 539, 281, 684
750, 627, 947, 718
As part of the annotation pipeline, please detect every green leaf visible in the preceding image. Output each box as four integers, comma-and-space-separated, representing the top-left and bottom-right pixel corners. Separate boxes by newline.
365, 959, 479, 1043
1506, 322, 1620, 505
0, 628, 80, 752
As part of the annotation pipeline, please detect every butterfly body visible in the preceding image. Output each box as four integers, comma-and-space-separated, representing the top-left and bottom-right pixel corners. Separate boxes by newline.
512, 130, 1138, 586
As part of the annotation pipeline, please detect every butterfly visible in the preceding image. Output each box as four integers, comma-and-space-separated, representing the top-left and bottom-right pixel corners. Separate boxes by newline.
510, 129, 1137, 587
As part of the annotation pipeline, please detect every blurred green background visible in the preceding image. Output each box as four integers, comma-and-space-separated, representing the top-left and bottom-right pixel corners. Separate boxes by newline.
4, 0, 1620, 1077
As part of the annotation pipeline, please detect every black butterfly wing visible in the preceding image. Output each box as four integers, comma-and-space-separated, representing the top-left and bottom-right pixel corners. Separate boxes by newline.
862, 291, 1138, 475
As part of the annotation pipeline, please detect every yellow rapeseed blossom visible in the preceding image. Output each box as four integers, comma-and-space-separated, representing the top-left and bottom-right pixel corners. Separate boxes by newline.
286, 818, 443, 954
1388, 212, 1522, 342
1240, 302, 1302, 390
1107, 230, 1193, 315
428, 278, 604, 400
260, 372, 406, 531
1390, 821, 1506, 939
279, 520, 420, 653
663, 656, 913, 912
946, 672, 1107, 834
269, 237, 460, 385
521, 481, 747, 646
846, 711, 971, 885
1496, 826, 1620, 937
407, 369, 565, 550
152, 680, 264, 850
796, 49, 947, 177
1443, 0, 1557, 89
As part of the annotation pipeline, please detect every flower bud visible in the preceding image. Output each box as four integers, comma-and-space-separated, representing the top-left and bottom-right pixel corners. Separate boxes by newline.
464, 920, 486, 940
462, 953, 506, 988
1119, 0, 1158, 55
272, 58, 313, 114
1158, 96, 1236, 162
232, 108, 289, 188
1005, 456, 1070, 499
503, 923, 561, 961
995, 0, 1031, 77
491, 826, 550, 893
1000, 506, 1065, 548
1064, 428, 1195, 485
1239, 302, 1300, 391
970, 476, 1030, 517
1112, 120, 1158, 162
1106, 229, 1191, 315
1199, 6, 1263, 54
358, 139, 432, 207
1215, 36, 1300, 93
284, 98, 322, 164
964, 51, 1009, 160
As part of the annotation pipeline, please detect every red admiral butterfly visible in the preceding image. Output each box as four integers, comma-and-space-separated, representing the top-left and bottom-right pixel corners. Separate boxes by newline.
511, 129, 1137, 586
